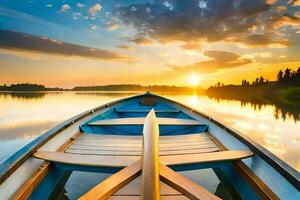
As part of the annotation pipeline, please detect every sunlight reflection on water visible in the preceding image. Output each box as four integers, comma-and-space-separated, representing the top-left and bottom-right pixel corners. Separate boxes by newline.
0, 91, 299, 171
166, 94, 300, 171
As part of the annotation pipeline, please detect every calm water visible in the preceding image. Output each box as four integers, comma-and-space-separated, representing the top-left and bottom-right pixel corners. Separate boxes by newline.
0, 91, 299, 172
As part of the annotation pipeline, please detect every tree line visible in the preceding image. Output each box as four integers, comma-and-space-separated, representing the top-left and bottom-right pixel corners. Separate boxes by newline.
0, 83, 201, 92
0, 83, 64, 91
214, 67, 300, 87
277, 67, 300, 83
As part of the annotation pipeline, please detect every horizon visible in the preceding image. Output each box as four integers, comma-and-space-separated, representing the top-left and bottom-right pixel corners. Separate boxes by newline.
0, 66, 296, 90
0, 0, 299, 87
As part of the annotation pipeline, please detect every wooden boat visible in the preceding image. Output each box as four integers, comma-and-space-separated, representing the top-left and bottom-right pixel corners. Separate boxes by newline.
0, 92, 299, 199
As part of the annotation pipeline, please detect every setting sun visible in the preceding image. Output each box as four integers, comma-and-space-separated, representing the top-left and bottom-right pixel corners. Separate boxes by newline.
189, 73, 201, 87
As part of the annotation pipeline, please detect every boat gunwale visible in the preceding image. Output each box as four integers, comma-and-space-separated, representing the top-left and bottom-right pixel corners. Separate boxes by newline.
153, 93, 300, 191
0, 93, 145, 185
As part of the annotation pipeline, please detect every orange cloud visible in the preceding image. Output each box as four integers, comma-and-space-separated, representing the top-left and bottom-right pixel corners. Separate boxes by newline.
230, 34, 292, 47
130, 37, 153, 45
170, 50, 252, 73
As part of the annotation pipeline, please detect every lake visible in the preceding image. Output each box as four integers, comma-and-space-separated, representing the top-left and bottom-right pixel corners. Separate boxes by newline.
0, 91, 299, 172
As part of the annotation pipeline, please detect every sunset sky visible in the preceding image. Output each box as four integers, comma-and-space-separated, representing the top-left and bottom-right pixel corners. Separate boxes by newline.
0, 0, 299, 88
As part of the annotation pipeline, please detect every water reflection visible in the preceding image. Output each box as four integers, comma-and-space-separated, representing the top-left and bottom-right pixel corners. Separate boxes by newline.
0, 92, 299, 171
165, 94, 300, 171
0, 92, 46, 100
0, 120, 58, 140
208, 95, 300, 122
0, 92, 136, 163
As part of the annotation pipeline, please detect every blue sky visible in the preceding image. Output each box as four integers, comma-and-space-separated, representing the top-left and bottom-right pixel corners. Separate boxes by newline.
0, 0, 299, 88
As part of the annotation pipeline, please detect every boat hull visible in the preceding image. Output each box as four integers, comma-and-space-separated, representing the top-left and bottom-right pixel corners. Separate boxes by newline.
0, 92, 299, 199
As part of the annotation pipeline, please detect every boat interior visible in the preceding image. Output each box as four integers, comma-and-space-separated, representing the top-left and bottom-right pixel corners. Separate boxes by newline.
30, 95, 260, 200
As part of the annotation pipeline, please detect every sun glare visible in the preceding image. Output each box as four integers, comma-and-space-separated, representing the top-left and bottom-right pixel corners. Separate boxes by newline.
189, 73, 201, 87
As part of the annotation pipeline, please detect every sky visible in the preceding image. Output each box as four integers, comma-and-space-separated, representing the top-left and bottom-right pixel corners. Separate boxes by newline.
0, 0, 299, 88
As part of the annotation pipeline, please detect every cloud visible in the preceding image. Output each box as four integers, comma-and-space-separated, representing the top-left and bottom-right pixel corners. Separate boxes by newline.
116, 0, 298, 47
76, 3, 85, 8
233, 34, 292, 47
107, 23, 119, 31
290, 0, 300, 6
129, 37, 153, 45
0, 30, 133, 62
90, 25, 98, 30
117, 45, 133, 50
171, 50, 252, 73
266, 0, 278, 5
241, 52, 272, 59
89, 3, 102, 15
61, 4, 71, 12
180, 43, 203, 50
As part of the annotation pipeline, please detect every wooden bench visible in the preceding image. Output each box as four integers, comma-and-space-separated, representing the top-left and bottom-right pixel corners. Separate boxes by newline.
88, 117, 202, 126
33, 150, 253, 168
114, 108, 180, 113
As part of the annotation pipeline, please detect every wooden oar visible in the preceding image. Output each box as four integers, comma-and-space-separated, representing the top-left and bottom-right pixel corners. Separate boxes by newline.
79, 159, 142, 200
141, 110, 160, 200
160, 164, 221, 200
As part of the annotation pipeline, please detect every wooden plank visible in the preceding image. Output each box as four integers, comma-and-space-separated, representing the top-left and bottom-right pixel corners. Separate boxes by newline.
141, 110, 160, 200
160, 164, 221, 200
77, 133, 211, 142
73, 139, 214, 147
76, 137, 211, 144
161, 150, 253, 166
77, 132, 210, 139
68, 143, 218, 151
88, 117, 202, 126
34, 149, 251, 168
79, 160, 142, 200
74, 138, 211, 145
33, 151, 140, 167
65, 147, 220, 156
115, 109, 180, 113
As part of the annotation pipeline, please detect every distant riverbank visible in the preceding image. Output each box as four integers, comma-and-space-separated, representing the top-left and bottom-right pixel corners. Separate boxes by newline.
0, 83, 204, 94
206, 67, 300, 120
206, 83, 300, 121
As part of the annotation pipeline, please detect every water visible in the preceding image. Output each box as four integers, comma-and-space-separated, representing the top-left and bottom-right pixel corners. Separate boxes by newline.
0, 91, 299, 172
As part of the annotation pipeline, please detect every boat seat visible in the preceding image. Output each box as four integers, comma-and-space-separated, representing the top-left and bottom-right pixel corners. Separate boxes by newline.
114, 108, 180, 113
33, 150, 253, 168
33, 132, 253, 167
88, 117, 202, 126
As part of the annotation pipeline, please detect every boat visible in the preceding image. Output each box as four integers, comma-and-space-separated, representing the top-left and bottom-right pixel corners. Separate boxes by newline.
0, 92, 299, 200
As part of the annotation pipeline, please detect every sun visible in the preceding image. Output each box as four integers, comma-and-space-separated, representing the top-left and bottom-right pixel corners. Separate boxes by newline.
189, 73, 201, 87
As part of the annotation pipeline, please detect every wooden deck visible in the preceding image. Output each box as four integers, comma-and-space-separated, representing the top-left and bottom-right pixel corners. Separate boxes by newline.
65, 132, 220, 156
109, 176, 189, 200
